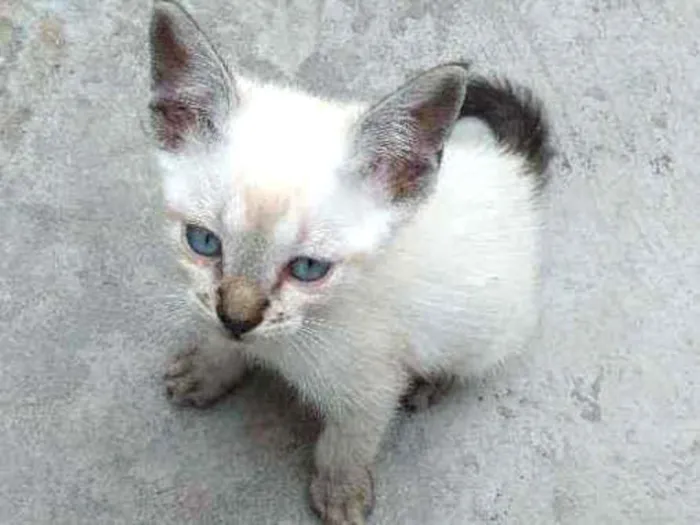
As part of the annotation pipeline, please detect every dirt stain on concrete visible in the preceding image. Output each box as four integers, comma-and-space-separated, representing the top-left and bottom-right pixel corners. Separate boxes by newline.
38, 16, 65, 50
571, 368, 604, 423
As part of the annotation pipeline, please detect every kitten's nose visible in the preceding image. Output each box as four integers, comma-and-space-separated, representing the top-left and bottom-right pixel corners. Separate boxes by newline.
216, 276, 269, 339
216, 311, 260, 339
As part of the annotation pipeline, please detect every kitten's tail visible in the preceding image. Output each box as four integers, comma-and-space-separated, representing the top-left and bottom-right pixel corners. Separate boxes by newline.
458, 73, 553, 186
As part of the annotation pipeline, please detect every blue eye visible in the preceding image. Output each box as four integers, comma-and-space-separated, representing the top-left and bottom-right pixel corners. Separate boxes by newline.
185, 224, 222, 257
288, 257, 333, 282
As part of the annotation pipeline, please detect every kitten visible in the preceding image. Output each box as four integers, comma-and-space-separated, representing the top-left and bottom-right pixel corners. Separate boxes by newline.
148, 1, 552, 523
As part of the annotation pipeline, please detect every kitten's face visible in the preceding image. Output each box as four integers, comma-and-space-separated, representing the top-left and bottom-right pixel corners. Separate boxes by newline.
149, 1, 467, 341
159, 92, 393, 340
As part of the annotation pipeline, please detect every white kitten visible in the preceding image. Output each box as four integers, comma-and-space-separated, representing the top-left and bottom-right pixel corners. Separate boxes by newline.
148, 1, 552, 523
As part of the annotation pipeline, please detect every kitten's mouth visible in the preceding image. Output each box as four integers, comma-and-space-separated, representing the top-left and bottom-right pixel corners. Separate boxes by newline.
217, 323, 248, 342
217, 322, 260, 343
222, 329, 241, 341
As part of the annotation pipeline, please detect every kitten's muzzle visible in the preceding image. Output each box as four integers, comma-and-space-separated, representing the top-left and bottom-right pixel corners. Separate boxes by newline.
216, 276, 269, 339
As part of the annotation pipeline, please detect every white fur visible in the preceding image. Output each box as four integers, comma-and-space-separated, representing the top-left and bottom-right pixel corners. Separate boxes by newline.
156, 77, 541, 414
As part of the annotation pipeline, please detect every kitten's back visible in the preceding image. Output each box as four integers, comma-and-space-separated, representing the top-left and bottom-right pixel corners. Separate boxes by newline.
373, 79, 552, 377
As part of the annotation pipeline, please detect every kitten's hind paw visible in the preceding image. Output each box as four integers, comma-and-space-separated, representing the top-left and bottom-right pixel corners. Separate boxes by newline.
400, 374, 456, 412
164, 344, 245, 408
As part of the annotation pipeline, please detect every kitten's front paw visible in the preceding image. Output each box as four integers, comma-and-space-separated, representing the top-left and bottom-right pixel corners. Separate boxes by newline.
164, 345, 245, 408
309, 466, 375, 525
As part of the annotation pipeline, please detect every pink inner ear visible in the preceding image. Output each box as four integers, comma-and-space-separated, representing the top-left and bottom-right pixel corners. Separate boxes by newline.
410, 102, 458, 149
152, 97, 198, 150
370, 152, 432, 202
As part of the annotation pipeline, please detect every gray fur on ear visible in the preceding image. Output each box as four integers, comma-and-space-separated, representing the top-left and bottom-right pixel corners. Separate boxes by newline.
149, 0, 235, 151
354, 64, 469, 203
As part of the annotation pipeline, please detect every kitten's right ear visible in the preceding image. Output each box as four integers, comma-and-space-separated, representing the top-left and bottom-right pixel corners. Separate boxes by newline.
149, 0, 236, 151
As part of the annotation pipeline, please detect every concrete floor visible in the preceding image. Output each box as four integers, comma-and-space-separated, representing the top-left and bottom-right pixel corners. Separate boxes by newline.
1, 0, 698, 523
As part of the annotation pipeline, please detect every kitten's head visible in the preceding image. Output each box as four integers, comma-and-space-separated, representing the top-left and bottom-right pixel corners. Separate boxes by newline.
148, 0, 468, 341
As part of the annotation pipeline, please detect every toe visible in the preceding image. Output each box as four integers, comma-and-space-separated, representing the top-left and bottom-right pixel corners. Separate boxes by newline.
164, 375, 199, 401
164, 356, 193, 379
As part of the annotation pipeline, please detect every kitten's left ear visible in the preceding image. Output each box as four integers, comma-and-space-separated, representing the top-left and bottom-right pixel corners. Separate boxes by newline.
149, 0, 236, 151
353, 64, 469, 204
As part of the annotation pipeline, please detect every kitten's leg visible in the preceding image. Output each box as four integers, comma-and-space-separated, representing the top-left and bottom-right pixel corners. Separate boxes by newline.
309, 385, 400, 525
164, 333, 246, 408
400, 373, 456, 413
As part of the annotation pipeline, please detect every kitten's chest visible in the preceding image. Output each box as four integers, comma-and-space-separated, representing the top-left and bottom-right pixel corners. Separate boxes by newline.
247, 318, 403, 407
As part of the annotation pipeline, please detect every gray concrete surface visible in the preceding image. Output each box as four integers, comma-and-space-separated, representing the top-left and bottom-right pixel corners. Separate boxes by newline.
1, 0, 699, 523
